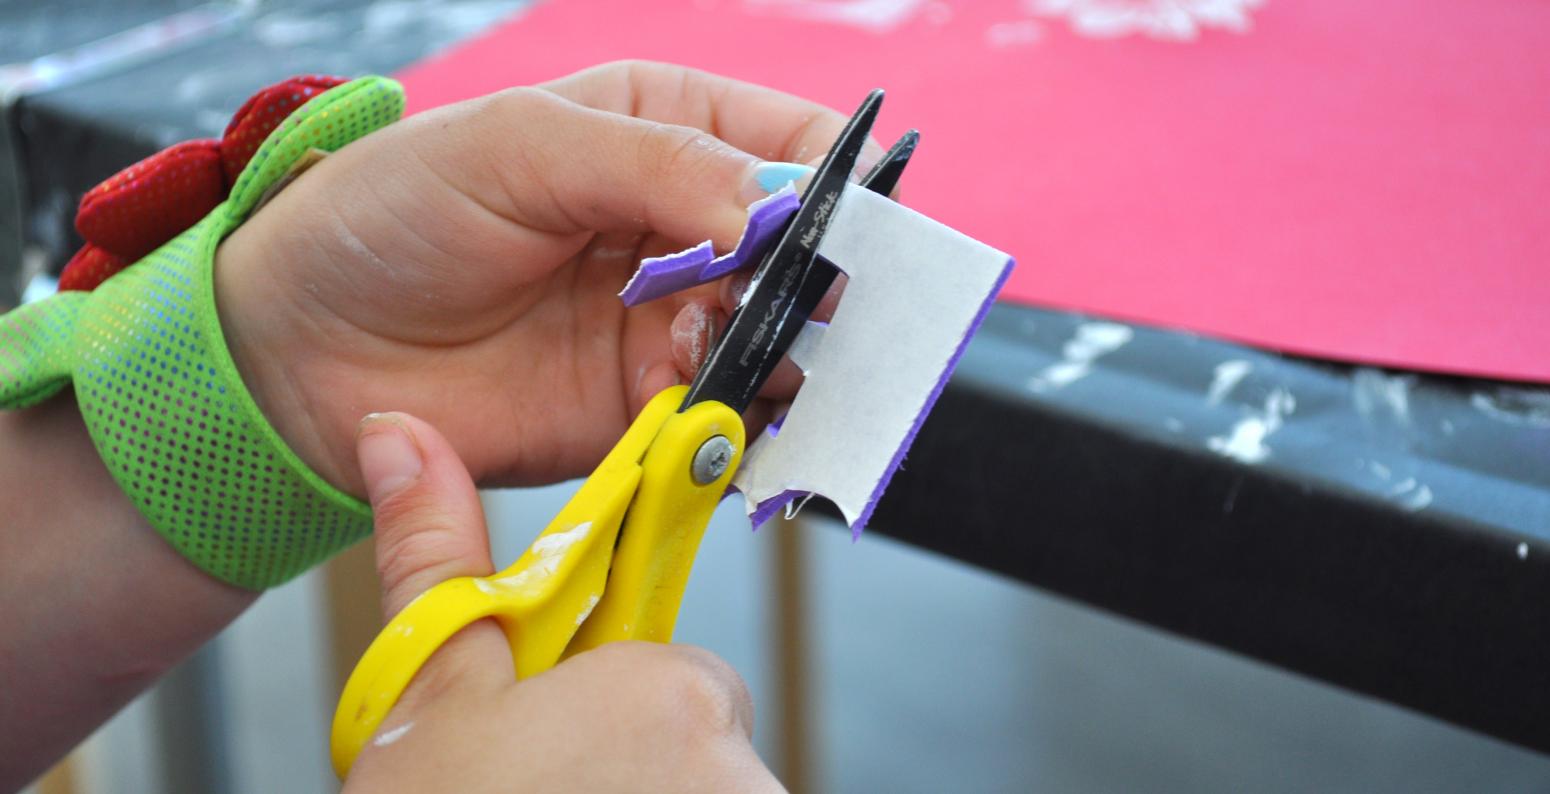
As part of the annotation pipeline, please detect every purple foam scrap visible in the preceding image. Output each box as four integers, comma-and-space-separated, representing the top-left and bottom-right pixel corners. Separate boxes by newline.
746, 256, 1018, 538
618, 185, 800, 307
748, 487, 805, 529
617, 241, 715, 307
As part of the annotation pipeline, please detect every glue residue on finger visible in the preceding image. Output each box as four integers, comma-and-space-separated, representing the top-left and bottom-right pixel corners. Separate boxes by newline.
373, 721, 414, 747
672, 303, 714, 371
724, 273, 752, 309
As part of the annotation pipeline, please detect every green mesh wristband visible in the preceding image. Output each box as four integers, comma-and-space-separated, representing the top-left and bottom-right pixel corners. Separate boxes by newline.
0, 76, 405, 588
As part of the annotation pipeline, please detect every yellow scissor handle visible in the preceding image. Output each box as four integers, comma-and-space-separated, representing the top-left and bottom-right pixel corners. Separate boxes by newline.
569, 389, 745, 653
330, 386, 744, 777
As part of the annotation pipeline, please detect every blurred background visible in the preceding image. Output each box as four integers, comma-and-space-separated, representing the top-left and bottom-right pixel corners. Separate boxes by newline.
25, 488, 1550, 793
8, 1, 1550, 792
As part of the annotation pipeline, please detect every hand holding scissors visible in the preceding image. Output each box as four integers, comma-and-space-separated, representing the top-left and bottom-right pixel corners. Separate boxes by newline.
332, 90, 917, 778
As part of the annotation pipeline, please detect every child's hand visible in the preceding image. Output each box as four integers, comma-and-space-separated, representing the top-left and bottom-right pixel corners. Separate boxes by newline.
343, 411, 783, 792
217, 61, 881, 497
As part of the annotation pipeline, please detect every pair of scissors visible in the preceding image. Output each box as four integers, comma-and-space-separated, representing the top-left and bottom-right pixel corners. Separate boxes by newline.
330, 89, 917, 776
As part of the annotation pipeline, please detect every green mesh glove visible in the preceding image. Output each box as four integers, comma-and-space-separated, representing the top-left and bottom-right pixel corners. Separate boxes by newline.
0, 76, 405, 588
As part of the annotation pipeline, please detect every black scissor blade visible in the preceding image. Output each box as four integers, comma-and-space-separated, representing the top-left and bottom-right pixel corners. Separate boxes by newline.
681, 89, 884, 413
766, 129, 922, 383
860, 129, 918, 197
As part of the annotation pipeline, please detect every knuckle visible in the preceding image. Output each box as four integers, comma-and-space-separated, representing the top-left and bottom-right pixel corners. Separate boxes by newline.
652, 646, 750, 737
468, 87, 551, 167
608, 58, 673, 86
569, 643, 752, 739
608, 60, 713, 116
479, 85, 554, 122
369, 480, 439, 531
469, 90, 552, 199
372, 508, 461, 587
639, 121, 731, 184
605, 58, 655, 78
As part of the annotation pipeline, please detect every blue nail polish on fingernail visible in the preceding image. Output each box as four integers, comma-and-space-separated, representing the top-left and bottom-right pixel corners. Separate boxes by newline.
754, 162, 816, 193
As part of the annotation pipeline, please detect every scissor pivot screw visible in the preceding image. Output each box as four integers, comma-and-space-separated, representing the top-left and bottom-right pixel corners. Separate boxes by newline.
692, 436, 734, 485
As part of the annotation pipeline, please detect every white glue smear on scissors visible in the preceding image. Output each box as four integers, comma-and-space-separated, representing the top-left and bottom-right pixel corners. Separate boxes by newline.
576, 593, 601, 627
475, 522, 594, 594
531, 522, 593, 558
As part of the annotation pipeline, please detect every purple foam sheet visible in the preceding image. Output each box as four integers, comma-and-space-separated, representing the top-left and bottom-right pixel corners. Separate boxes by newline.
618, 185, 800, 306
617, 181, 1016, 539
744, 257, 1017, 537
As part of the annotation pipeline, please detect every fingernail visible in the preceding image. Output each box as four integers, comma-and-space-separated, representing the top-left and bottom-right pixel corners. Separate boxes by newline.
741, 161, 815, 204
358, 414, 422, 500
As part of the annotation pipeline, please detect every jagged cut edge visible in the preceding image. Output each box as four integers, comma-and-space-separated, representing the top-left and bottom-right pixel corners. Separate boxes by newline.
619, 185, 800, 306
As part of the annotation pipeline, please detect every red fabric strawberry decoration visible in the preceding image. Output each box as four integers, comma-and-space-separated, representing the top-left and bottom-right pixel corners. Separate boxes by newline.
59, 75, 347, 292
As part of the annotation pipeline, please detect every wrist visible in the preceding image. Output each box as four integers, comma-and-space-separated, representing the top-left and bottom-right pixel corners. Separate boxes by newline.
1, 75, 396, 590
215, 206, 363, 498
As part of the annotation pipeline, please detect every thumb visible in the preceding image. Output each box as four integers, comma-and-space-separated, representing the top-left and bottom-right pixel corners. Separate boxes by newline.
358, 411, 492, 617
356, 412, 510, 698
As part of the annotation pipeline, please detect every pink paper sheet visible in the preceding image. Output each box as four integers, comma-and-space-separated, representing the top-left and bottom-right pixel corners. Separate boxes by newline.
397, 0, 1550, 383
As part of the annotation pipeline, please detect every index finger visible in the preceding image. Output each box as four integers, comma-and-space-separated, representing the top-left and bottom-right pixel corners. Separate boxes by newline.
540, 60, 887, 173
